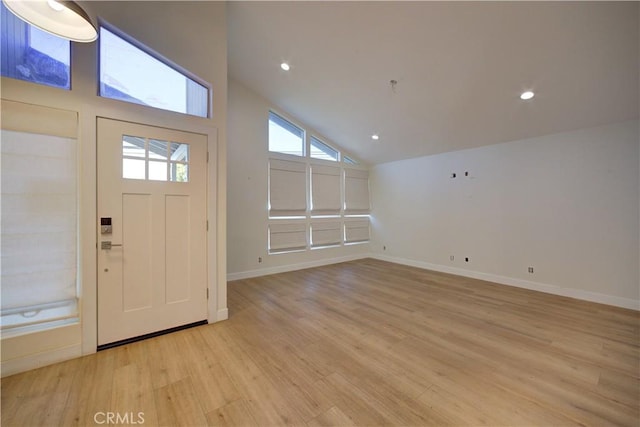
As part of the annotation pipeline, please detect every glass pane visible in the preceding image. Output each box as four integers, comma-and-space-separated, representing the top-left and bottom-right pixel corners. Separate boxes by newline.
148, 161, 168, 181
170, 142, 189, 162
310, 137, 339, 161
170, 163, 189, 182
99, 27, 208, 118
123, 158, 145, 180
268, 112, 304, 156
344, 156, 357, 165
148, 139, 169, 160
122, 135, 145, 158
0, 2, 70, 90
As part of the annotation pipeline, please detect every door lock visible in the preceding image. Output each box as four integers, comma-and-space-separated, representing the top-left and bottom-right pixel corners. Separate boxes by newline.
101, 241, 123, 250
100, 217, 112, 234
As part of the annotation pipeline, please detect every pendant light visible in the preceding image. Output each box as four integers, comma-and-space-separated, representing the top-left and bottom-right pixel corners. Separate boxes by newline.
2, 0, 97, 42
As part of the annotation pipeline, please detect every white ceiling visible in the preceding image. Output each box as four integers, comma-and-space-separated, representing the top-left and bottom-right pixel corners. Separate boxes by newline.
228, 1, 639, 165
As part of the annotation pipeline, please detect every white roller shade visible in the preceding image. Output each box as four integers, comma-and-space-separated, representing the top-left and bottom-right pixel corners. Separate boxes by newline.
311, 221, 341, 247
269, 159, 307, 217
345, 218, 370, 243
311, 164, 341, 215
344, 168, 370, 214
269, 222, 307, 252
1, 130, 78, 328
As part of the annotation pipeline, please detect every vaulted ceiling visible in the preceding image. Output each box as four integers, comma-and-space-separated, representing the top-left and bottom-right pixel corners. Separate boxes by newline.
227, 1, 639, 165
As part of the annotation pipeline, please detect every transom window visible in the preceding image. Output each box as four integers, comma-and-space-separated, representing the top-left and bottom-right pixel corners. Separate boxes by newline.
344, 156, 358, 165
0, 2, 71, 90
122, 135, 189, 182
100, 25, 209, 118
310, 136, 339, 162
268, 111, 357, 165
268, 111, 305, 156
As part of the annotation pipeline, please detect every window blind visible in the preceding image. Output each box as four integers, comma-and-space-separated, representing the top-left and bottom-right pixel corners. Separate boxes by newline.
344, 168, 370, 214
1, 130, 78, 328
269, 222, 307, 252
344, 218, 370, 243
311, 164, 341, 216
269, 159, 307, 217
311, 221, 342, 247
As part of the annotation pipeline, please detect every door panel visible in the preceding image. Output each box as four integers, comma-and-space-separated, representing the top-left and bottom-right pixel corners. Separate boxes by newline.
97, 118, 207, 346
165, 194, 190, 304
122, 193, 152, 311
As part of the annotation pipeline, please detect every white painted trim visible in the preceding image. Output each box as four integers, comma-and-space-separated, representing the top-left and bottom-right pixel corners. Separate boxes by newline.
216, 308, 229, 321
227, 253, 368, 281
228, 252, 639, 310
1, 344, 81, 378
372, 254, 640, 311
207, 128, 221, 325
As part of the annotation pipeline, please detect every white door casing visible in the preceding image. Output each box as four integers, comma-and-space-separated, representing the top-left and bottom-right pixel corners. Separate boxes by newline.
97, 118, 208, 346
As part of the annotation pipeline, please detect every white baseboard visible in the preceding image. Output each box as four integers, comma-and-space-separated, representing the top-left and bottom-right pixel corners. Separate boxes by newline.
1, 344, 82, 378
227, 252, 638, 310
371, 254, 639, 311
216, 308, 229, 321
227, 253, 369, 281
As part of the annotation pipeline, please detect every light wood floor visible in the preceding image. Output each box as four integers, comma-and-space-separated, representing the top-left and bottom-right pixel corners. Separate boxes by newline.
2, 258, 639, 426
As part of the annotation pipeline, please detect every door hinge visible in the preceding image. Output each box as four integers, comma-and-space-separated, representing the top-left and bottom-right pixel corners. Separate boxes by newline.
206, 288, 209, 299
206, 220, 209, 231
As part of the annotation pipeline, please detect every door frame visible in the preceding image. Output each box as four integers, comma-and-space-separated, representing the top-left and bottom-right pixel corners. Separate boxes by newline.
80, 103, 225, 355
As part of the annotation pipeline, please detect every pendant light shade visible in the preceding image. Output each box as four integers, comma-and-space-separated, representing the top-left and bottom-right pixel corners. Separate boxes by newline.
2, 0, 97, 42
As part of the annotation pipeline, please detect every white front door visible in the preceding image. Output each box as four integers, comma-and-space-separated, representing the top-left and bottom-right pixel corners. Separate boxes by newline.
97, 118, 208, 346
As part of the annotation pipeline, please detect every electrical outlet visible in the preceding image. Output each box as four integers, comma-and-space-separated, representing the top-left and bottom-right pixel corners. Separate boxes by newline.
451, 172, 457, 178
450, 255, 454, 261
258, 257, 262, 263
465, 257, 469, 262
528, 267, 534, 273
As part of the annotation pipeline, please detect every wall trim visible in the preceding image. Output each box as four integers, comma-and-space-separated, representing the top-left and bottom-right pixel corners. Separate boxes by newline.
216, 308, 229, 321
227, 253, 369, 281
1, 344, 81, 378
228, 252, 639, 311
371, 254, 640, 311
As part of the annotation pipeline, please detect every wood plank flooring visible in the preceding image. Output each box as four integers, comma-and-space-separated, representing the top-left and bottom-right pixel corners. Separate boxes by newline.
2, 258, 639, 426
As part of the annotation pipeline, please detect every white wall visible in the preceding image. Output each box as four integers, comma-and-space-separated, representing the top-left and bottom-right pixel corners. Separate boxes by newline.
371, 120, 640, 309
227, 79, 369, 279
1, 1, 228, 376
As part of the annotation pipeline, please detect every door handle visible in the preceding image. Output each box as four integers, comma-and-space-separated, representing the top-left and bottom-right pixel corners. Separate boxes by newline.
101, 241, 123, 250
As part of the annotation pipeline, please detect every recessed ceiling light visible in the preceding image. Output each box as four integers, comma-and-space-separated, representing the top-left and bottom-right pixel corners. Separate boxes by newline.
371, 134, 379, 140
520, 91, 535, 100
280, 62, 290, 71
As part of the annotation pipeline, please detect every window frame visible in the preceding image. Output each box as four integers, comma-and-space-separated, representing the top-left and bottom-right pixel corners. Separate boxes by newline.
98, 20, 212, 119
343, 155, 358, 165
268, 110, 306, 157
310, 135, 339, 162
121, 135, 191, 182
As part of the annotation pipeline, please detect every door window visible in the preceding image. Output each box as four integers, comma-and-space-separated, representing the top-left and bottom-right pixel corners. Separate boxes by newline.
122, 135, 190, 182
